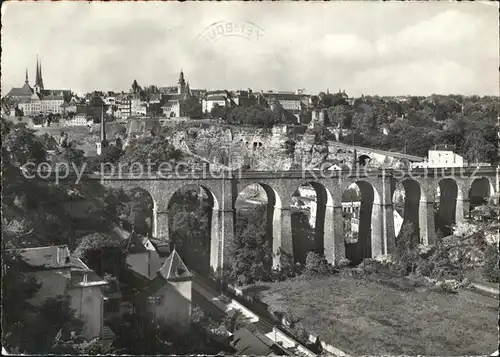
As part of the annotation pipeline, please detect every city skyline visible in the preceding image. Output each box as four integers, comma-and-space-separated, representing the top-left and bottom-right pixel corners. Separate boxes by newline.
1, 1, 499, 97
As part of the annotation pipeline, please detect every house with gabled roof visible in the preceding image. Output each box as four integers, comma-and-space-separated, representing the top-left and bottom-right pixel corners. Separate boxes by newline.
9, 245, 111, 341
135, 249, 193, 327
121, 230, 163, 280
109, 226, 192, 327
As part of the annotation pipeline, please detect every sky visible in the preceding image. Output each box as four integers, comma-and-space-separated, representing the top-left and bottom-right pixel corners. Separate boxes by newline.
1, 1, 499, 97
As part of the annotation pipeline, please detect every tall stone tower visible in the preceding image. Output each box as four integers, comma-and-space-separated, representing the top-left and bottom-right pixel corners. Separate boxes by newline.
177, 70, 186, 95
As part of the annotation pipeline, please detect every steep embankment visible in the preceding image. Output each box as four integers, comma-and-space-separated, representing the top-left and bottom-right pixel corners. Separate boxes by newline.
168, 124, 407, 171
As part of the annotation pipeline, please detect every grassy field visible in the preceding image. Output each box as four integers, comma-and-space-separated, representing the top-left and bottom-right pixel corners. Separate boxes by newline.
252, 273, 498, 356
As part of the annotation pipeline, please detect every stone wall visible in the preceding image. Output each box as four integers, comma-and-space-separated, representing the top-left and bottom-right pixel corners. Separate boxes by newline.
169, 125, 377, 171
125, 121, 407, 171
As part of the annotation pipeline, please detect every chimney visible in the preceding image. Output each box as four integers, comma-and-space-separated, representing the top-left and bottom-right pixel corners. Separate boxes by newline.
57, 246, 70, 265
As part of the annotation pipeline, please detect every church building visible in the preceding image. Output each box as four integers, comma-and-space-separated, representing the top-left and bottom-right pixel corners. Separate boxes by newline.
161, 70, 197, 118
6, 57, 72, 116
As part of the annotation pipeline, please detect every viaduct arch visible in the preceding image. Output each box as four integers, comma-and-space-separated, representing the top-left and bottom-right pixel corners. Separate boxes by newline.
87, 167, 497, 274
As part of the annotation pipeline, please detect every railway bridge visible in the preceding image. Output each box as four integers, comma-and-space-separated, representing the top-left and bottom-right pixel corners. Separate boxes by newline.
70, 167, 497, 274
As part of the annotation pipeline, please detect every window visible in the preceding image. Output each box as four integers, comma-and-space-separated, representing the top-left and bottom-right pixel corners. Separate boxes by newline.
148, 295, 163, 306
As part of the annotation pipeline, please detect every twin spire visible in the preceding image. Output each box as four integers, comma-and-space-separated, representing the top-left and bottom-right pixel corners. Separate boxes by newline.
35, 55, 44, 90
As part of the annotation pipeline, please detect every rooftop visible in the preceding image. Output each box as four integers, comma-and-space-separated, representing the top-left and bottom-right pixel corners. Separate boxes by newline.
122, 230, 148, 254
12, 245, 72, 270
7, 83, 34, 97
205, 95, 228, 101
157, 249, 193, 282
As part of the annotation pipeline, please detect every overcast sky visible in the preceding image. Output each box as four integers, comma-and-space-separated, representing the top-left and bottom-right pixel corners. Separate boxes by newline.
1, 1, 498, 97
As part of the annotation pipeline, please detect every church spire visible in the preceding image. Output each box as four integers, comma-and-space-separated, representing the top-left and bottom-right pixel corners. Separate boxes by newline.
38, 58, 44, 89
25, 68, 29, 84
35, 56, 40, 87
34, 55, 44, 90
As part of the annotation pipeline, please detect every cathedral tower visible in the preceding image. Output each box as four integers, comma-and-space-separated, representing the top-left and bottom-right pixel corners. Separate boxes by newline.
177, 70, 186, 95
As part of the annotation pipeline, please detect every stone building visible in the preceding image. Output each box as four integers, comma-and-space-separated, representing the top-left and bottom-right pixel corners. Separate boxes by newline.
161, 70, 198, 118
112, 228, 193, 328
7, 57, 72, 116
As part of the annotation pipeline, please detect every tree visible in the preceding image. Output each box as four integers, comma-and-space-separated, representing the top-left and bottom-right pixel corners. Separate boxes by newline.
1, 250, 95, 354
1, 250, 41, 352
169, 188, 211, 275
74, 232, 128, 278
1, 118, 82, 249
463, 130, 497, 164
29, 295, 85, 354
326, 105, 352, 129
2, 118, 47, 167
393, 222, 420, 274
483, 244, 500, 283
120, 135, 183, 167
228, 205, 272, 285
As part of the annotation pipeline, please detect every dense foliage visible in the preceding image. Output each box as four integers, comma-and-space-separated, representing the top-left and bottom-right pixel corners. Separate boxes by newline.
108, 311, 232, 355
169, 188, 212, 275
228, 205, 273, 285
482, 244, 500, 283
1, 251, 92, 354
318, 94, 498, 162
120, 134, 183, 167
1, 118, 93, 249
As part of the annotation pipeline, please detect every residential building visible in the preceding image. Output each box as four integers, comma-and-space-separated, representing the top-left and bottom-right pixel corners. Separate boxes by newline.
411, 145, 467, 168
202, 90, 235, 113
230, 90, 258, 108
65, 113, 90, 126
260, 91, 304, 112
11, 245, 109, 340
147, 93, 163, 116
136, 249, 193, 327
113, 228, 193, 327
428, 145, 465, 167
116, 94, 132, 120
341, 201, 361, 219
130, 92, 147, 117
190, 89, 207, 100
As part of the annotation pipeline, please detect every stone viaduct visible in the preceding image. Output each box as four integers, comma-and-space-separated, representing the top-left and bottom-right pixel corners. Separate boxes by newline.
84, 167, 497, 274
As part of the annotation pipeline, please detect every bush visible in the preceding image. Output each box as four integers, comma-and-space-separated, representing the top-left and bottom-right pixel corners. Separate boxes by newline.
271, 248, 301, 281
482, 244, 500, 283
304, 252, 331, 276
436, 280, 459, 294
337, 258, 351, 268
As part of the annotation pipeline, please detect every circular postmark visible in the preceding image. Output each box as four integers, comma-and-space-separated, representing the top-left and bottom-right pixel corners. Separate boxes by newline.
194, 20, 266, 46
